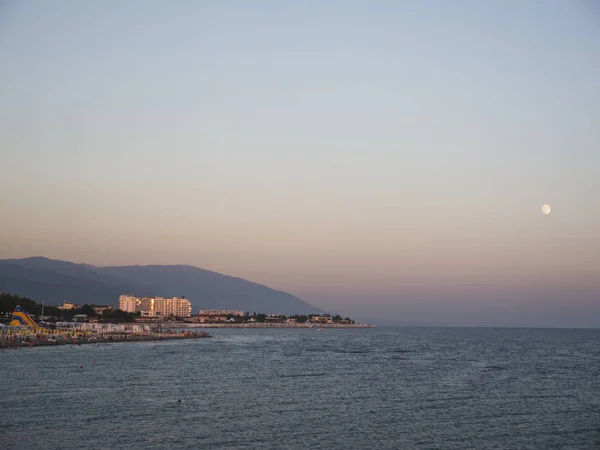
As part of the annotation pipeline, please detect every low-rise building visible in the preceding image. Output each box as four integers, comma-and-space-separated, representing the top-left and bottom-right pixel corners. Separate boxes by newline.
60, 301, 81, 310
196, 309, 244, 323
198, 310, 244, 317
197, 315, 227, 323
265, 315, 284, 322
135, 316, 162, 323
92, 305, 113, 314
311, 315, 333, 324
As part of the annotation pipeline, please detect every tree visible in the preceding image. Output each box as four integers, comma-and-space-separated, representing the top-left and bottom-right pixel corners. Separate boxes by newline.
100, 309, 137, 323
76, 304, 97, 317
0, 293, 69, 321
0, 293, 41, 315
42, 306, 62, 317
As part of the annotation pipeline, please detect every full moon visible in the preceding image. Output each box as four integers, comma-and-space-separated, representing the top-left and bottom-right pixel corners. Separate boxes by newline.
541, 204, 552, 215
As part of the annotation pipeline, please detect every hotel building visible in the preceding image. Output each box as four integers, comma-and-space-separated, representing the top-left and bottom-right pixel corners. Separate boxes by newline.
119, 295, 192, 317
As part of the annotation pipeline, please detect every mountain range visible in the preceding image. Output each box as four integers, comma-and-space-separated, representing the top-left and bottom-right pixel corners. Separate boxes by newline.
0, 257, 323, 315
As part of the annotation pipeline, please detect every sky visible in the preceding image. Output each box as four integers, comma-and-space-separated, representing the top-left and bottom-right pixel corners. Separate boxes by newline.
1, 1, 599, 327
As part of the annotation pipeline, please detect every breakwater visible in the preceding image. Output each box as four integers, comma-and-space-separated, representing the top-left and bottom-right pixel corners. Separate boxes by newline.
163, 322, 376, 329
0, 330, 210, 349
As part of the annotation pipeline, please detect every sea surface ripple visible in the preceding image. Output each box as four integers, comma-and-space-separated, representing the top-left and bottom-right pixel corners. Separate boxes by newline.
1, 327, 599, 449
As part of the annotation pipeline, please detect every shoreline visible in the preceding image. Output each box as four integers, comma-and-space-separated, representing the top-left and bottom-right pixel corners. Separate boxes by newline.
163, 322, 376, 329
1, 331, 210, 349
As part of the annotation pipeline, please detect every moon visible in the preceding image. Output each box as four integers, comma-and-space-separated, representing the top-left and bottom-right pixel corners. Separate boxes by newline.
541, 204, 552, 215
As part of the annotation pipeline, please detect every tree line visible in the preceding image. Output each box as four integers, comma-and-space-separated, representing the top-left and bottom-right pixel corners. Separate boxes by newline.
0, 293, 137, 323
219, 312, 354, 324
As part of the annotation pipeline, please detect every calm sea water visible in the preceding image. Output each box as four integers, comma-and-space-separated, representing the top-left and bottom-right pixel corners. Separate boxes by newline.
1, 327, 599, 449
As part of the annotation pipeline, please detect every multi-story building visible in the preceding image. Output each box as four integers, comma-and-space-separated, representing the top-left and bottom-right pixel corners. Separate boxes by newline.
119, 295, 139, 313
119, 295, 192, 317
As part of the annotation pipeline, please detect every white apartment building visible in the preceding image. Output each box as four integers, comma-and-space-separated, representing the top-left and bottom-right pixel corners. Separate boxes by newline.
119, 295, 139, 313
119, 295, 192, 317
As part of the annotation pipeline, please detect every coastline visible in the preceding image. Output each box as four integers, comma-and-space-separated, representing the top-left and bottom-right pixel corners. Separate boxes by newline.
163, 322, 376, 329
0, 331, 210, 349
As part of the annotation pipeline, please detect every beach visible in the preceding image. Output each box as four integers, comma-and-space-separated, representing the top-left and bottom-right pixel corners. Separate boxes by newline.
0, 329, 210, 349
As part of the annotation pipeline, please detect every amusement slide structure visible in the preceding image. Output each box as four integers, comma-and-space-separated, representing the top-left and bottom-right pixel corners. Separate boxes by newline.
9, 306, 42, 328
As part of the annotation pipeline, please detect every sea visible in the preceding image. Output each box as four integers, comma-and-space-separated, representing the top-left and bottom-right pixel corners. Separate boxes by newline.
1, 327, 599, 450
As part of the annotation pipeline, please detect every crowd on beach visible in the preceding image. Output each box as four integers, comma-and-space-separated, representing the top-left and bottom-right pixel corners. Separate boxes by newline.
1, 329, 90, 348
0, 328, 209, 349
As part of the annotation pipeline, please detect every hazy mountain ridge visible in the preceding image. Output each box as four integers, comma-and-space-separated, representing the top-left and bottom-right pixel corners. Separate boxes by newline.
0, 257, 323, 314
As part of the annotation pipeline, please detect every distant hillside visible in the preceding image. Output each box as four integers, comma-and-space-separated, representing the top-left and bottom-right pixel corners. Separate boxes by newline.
0, 257, 323, 315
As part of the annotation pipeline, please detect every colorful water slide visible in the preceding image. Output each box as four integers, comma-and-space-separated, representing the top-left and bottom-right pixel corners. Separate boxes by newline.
9, 306, 39, 327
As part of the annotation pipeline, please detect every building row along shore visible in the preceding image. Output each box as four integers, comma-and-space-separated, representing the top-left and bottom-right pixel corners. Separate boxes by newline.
165, 322, 376, 329
2, 295, 370, 328
117, 295, 370, 327
1, 307, 210, 349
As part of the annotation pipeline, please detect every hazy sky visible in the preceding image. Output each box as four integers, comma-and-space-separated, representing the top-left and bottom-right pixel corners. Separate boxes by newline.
1, 1, 599, 326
